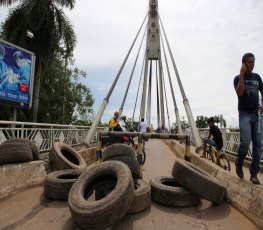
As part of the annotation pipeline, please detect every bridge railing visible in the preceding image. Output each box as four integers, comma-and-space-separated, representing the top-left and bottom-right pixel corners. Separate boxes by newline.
198, 128, 263, 163
0, 120, 104, 153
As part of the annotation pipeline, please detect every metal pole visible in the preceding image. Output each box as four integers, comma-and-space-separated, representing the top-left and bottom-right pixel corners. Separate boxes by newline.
146, 61, 152, 126
156, 61, 160, 129
158, 54, 165, 127
140, 54, 149, 120
83, 15, 147, 146
132, 51, 146, 125
162, 73, 171, 132
118, 26, 147, 121
160, 18, 201, 147
160, 33, 182, 133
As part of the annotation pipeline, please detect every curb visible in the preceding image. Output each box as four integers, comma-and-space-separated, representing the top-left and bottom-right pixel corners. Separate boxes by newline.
167, 140, 263, 228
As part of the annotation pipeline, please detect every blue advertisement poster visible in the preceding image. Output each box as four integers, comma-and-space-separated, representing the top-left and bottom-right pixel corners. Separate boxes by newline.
0, 39, 35, 108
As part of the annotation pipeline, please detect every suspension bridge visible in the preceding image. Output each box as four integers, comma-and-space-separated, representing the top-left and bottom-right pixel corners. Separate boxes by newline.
0, 0, 262, 229
83, 0, 201, 147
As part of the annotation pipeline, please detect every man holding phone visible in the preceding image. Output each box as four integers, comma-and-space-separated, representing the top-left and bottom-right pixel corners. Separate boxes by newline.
234, 53, 263, 184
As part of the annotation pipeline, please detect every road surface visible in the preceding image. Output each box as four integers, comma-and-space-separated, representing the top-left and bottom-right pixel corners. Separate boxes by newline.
0, 139, 261, 230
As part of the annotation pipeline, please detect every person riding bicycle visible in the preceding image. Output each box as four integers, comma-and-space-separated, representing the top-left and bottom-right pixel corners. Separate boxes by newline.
201, 117, 223, 162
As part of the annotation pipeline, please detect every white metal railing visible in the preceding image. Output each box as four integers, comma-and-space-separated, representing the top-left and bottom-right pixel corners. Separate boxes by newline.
0, 120, 104, 153
198, 128, 263, 163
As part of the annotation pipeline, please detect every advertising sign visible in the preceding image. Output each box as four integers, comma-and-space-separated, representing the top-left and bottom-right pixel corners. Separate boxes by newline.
0, 39, 35, 108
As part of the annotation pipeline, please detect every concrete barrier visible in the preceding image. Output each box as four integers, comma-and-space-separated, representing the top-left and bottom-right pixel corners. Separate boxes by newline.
0, 147, 97, 200
0, 161, 47, 199
78, 147, 97, 166
167, 140, 263, 228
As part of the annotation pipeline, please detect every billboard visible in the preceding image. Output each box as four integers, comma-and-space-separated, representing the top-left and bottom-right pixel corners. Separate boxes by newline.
0, 39, 35, 108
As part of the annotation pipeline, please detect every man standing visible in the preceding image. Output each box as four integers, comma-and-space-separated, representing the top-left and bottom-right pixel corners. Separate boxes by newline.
140, 118, 147, 133
234, 53, 263, 184
140, 118, 147, 150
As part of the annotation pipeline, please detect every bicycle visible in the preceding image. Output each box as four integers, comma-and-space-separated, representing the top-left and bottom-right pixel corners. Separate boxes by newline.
205, 144, 231, 171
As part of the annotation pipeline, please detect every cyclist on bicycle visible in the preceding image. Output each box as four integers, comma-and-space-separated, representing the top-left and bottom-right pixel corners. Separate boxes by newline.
201, 117, 223, 162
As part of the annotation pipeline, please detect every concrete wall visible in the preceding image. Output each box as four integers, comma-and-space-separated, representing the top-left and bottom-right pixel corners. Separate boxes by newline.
0, 147, 97, 200
166, 140, 263, 228
0, 161, 47, 199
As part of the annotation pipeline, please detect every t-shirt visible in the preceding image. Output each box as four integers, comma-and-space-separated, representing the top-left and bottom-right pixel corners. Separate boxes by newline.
210, 125, 223, 149
233, 72, 263, 112
109, 118, 118, 130
140, 121, 147, 133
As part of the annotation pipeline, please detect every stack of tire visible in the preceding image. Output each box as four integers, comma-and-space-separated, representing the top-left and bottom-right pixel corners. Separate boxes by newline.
44, 142, 88, 200
0, 138, 40, 165
99, 143, 151, 214
150, 158, 226, 208
45, 143, 151, 229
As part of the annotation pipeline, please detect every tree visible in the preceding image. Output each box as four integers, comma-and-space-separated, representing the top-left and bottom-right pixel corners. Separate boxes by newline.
196, 115, 227, 128
37, 51, 94, 124
1, 0, 76, 122
0, 0, 19, 5
196, 116, 208, 128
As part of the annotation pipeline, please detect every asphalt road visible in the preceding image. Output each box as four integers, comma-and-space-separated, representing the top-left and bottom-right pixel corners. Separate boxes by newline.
0, 139, 261, 230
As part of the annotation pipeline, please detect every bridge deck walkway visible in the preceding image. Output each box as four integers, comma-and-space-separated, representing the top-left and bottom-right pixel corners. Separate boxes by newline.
0, 139, 261, 230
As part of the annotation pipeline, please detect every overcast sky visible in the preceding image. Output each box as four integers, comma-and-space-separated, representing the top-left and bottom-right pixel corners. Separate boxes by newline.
1, 0, 263, 128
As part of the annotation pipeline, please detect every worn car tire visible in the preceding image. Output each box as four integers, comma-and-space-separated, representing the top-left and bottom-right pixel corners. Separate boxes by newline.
2, 138, 40, 160
49, 142, 87, 172
106, 156, 141, 179
127, 179, 151, 214
102, 143, 136, 160
68, 161, 134, 230
0, 142, 33, 165
172, 159, 226, 204
150, 176, 200, 207
95, 179, 151, 214
44, 169, 84, 200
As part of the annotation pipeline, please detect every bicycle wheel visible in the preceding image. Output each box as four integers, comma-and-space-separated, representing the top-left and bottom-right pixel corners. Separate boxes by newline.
218, 154, 231, 171
141, 150, 146, 165
137, 150, 146, 166
206, 149, 215, 163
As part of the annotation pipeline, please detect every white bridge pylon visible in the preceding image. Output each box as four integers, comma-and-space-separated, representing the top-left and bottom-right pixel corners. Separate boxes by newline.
83, 0, 201, 147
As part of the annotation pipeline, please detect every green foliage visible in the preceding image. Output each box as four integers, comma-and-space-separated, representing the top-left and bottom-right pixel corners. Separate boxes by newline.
1, 0, 77, 121
196, 115, 227, 128
196, 116, 208, 128
37, 51, 94, 124
0, 49, 94, 124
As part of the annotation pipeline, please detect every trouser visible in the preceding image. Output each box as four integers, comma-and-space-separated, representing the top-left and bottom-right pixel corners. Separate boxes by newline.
236, 111, 262, 176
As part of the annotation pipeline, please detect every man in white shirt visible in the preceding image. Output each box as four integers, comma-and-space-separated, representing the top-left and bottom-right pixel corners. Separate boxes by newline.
140, 118, 147, 133
140, 118, 147, 150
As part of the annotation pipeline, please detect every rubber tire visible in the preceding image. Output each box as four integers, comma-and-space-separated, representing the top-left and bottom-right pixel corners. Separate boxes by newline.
44, 169, 84, 200
0, 142, 33, 165
150, 176, 200, 207
127, 179, 151, 214
106, 156, 141, 179
102, 143, 136, 160
95, 179, 151, 214
49, 142, 87, 172
2, 138, 40, 160
68, 161, 134, 230
172, 159, 226, 204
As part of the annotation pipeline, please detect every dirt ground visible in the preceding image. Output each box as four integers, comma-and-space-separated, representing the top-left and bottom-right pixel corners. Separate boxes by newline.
0, 139, 262, 230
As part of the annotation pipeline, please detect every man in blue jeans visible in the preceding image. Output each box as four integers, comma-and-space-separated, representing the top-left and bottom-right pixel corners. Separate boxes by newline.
234, 53, 263, 184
